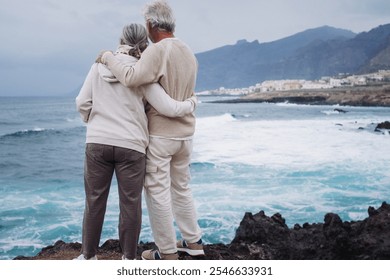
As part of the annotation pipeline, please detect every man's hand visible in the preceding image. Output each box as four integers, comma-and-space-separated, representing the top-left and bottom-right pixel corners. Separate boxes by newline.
95, 50, 112, 64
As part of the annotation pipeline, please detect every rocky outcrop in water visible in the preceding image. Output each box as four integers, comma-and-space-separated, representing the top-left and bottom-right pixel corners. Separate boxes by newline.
14, 202, 390, 260
376, 121, 390, 130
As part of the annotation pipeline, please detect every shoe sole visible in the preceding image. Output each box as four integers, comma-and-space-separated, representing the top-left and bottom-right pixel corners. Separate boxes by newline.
177, 248, 205, 256
141, 256, 178, 260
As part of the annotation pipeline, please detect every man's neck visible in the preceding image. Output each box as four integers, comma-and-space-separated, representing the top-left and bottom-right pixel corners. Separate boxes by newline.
154, 31, 174, 43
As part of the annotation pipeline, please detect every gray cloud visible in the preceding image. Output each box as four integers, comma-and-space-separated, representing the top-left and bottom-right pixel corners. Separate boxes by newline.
0, 0, 389, 96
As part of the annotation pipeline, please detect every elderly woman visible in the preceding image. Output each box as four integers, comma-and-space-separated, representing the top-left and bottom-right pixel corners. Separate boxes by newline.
74, 23, 196, 260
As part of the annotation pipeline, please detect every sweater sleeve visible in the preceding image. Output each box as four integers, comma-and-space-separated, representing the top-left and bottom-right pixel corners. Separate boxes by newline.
103, 45, 161, 88
75, 64, 95, 123
143, 83, 196, 117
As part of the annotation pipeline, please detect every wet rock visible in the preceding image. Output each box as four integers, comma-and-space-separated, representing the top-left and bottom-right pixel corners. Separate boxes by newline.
230, 201, 390, 259
334, 108, 348, 113
376, 121, 390, 130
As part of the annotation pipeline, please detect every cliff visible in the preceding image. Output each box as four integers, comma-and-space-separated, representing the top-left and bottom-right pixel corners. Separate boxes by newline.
195, 24, 390, 91
14, 202, 390, 260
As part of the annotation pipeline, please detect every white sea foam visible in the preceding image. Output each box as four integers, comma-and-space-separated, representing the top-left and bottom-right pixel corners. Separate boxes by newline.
189, 113, 390, 237
321, 109, 341, 115
276, 102, 315, 107
194, 114, 390, 169
0, 238, 44, 252
0, 217, 25, 222
32, 127, 45, 132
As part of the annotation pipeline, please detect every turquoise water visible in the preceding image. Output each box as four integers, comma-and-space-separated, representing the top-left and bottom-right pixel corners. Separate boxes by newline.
0, 96, 389, 259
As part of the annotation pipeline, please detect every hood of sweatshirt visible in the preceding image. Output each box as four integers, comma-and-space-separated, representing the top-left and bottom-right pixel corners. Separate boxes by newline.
98, 45, 136, 83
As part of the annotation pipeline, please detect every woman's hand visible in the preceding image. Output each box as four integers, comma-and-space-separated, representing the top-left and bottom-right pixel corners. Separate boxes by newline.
95, 50, 113, 64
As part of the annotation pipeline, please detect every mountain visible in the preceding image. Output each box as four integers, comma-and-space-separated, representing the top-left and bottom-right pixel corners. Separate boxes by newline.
195, 24, 390, 91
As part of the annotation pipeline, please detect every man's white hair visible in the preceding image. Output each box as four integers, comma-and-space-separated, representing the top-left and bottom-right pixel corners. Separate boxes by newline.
143, 0, 175, 33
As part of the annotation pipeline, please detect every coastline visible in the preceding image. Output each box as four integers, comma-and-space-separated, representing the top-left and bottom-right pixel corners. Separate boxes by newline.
209, 85, 390, 107
14, 202, 390, 260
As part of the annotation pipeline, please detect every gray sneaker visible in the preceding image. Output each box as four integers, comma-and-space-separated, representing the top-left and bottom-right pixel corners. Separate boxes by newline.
141, 249, 178, 260
177, 239, 205, 256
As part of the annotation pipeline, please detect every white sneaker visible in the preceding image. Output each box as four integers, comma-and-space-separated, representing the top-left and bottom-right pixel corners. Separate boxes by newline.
73, 254, 97, 260
122, 255, 136, 260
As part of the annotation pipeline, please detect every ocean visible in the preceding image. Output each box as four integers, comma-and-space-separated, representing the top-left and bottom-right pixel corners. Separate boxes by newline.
0, 95, 389, 260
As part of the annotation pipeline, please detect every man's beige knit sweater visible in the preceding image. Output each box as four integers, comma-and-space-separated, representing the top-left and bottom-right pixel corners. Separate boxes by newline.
103, 38, 197, 138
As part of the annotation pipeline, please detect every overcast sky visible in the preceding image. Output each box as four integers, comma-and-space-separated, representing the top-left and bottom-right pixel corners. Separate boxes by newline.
1, 0, 390, 96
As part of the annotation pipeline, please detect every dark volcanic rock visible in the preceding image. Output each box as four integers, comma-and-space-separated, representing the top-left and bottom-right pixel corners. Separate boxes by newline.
334, 108, 348, 113
14, 240, 82, 260
14, 202, 390, 260
376, 121, 390, 129
231, 202, 390, 260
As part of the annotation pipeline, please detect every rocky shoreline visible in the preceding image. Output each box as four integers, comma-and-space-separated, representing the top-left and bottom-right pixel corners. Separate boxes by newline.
14, 202, 390, 260
210, 85, 390, 107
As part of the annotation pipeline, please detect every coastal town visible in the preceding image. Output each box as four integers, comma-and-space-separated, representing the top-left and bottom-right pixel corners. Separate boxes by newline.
201, 70, 390, 96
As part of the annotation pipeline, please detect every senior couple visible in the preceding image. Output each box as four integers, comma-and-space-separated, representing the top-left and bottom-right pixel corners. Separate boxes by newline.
74, 0, 203, 260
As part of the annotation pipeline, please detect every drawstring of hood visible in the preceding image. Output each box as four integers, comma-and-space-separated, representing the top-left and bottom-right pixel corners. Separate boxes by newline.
99, 45, 138, 83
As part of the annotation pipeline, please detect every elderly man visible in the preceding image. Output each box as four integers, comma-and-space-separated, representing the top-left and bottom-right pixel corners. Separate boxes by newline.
100, 0, 203, 260
75, 23, 197, 261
